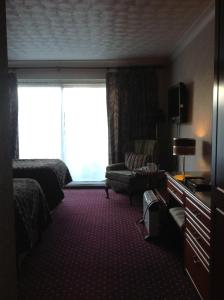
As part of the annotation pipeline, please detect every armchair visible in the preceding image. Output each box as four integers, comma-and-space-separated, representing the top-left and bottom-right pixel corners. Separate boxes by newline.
105, 139, 159, 204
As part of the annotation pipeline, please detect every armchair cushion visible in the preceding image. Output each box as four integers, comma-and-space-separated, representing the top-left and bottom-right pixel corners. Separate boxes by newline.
106, 162, 126, 172
125, 152, 149, 170
106, 170, 134, 184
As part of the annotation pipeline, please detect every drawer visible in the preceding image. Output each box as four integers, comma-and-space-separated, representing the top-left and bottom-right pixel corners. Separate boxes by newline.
185, 210, 210, 242
167, 179, 184, 205
186, 232, 209, 268
185, 196, 211, 232
185, 218, 210, 260
185, 237, 210, 300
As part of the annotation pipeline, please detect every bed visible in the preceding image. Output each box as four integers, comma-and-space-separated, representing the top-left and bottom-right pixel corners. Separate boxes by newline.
13, 159, 72, 210
14, 178, 51, 255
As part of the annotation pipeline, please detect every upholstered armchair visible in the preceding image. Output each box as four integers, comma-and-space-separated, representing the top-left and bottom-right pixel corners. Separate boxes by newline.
105, 139, 159, 204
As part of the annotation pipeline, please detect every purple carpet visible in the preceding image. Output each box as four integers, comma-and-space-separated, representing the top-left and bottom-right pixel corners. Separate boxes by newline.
18, 189, 199, 300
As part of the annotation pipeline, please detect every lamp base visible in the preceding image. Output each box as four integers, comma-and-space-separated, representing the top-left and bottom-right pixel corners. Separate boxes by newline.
174, 174, 192, 181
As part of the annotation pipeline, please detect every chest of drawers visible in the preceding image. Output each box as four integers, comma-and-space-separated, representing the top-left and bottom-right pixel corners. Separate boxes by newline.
166, 173, 211, 300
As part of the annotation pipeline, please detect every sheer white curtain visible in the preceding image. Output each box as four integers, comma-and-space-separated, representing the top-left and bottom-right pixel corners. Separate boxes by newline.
62, 86, 108, 181
18, 86, 62, 159
18, 84, 108, 181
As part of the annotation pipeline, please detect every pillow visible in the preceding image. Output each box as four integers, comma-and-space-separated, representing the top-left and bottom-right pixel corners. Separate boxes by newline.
125, 152, 149, 170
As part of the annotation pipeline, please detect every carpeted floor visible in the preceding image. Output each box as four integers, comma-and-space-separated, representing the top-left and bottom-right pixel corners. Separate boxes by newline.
18, 189, 199, 300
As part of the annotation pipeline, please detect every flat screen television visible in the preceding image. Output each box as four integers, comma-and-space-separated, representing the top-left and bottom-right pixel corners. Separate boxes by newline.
168, 82, 187, 123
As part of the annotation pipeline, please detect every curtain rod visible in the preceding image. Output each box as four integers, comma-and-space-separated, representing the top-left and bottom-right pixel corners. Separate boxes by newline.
8, 64, 165, 71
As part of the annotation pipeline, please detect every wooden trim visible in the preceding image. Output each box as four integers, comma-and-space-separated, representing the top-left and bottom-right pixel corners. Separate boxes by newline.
167, 187, 184, 205
186, 211, 211, 241
168, 179, 184, 195
186, 234, 210, 271
184, 269, 204, 300
186, 197, 211, 221
186, 217, 210, 246
186, 228, 210, 260
217, 186, 224, 193
216, 207, 224, 216
186, 208, 210, 235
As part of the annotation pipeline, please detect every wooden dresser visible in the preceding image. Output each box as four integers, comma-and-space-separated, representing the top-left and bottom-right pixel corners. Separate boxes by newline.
166, 173, 211, 300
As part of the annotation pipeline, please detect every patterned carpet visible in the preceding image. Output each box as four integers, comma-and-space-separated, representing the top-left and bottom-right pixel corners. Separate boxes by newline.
18, 189, 199, 300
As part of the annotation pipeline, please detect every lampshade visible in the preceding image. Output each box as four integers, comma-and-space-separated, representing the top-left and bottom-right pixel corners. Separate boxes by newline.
173, 138, 196, 156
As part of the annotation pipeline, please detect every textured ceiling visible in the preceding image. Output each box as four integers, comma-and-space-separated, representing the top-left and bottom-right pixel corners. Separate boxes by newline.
6, 0, 213, 61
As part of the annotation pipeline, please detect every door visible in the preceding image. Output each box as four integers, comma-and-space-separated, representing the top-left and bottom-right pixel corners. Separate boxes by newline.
211, 0, 224, 297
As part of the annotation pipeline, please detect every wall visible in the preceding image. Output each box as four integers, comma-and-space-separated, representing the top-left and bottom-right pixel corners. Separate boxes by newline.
0, 1, 17, 298
170, 18, 215, 172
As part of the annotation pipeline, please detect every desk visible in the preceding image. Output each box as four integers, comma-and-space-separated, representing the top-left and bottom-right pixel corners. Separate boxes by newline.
165, 172, 211, 300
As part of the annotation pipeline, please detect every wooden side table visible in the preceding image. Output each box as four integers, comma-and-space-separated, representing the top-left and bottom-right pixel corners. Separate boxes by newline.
129, 170, 166, 204
133, 169, 165, 189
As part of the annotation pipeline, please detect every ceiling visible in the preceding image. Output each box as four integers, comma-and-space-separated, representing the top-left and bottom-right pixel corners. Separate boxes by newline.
6, 0, 213, 62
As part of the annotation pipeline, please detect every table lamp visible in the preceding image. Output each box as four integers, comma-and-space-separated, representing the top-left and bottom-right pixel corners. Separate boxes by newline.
173, 137, 196, 181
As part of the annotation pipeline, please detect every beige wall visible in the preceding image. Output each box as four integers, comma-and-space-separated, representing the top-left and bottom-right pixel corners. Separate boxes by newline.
170, 18, 215, 172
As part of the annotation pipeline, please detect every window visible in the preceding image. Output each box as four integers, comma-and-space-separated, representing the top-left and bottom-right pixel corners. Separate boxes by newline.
18, 86, 62, 159
18, 84, 108, 181
63, 86, 108, 181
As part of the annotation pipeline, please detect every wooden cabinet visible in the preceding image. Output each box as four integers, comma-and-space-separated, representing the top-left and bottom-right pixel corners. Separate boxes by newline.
185, 217, 210, 259
185, 238, 210, 300
166, 173, 211, 299
185, 194, 211, 300
211, 0, 224, 298
185, 196, 211, 234
167, 178, 184, 205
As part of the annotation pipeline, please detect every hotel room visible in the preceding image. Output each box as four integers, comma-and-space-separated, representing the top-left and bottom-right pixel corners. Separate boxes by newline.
1, 0, 223, 299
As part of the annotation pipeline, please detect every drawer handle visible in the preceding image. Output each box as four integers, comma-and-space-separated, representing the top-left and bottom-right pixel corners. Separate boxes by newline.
193, 210, 201, 218
171, 188, 177, 195
193, 255, 200, 264
194, 235, 202, 242
216, 208, 224, 216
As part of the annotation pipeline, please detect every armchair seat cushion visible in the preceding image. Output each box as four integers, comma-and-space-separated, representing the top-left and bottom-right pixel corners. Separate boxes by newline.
106, 170, 134, 184
106, 162, 126, 172
169, 207, 185, 229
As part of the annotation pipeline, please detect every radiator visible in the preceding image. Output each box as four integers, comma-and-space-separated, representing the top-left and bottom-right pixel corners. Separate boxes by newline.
143, 190, 160, 238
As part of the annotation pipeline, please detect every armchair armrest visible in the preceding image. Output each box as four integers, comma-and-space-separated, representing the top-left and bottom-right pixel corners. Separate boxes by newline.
106, 162, 127, 171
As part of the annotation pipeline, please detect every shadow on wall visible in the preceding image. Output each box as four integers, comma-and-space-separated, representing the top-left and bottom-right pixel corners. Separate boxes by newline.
202, 141, 212, 166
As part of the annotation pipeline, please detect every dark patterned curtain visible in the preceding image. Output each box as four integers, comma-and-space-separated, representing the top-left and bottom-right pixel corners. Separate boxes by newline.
106, 68, 158, 164
8, 73, 19, 159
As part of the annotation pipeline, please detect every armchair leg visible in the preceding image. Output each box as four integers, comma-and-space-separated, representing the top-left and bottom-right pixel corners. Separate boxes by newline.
105, 186, 109, 199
